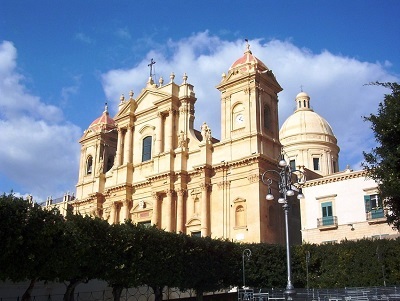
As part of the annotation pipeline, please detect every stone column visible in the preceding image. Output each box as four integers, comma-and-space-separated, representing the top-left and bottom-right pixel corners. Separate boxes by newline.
165, 189, 175, 232
176, 189, 186, 233
124, 126, 133, 164
116, 128, 123, 166
155, 112, 163, 154
327, 151, 332, 175
110, 203, 116, 224
151, 192, 160, 227
200, 183, 210, 237
165, 109, 174, 151
79, 148, 85, 179
121, 200, 130, 221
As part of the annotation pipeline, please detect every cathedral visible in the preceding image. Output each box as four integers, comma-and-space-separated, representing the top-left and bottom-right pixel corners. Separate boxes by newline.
73, 44, 299, 244
68, 43, 398, 244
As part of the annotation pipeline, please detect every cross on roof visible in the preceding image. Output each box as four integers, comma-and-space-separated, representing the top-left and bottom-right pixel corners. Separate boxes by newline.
148, 58, 156, 78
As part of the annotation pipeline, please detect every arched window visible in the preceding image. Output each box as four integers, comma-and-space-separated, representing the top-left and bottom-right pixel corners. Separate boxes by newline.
142, 136, 152, 162
235, 205, 245, 227
86, 156, 93, 175
264, 105, 271, 130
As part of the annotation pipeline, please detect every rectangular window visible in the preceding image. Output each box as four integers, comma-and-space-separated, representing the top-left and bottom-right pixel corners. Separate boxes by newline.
370, 194, 382, 209
321, 201, 333, 226
364, 194, 383, 211
322, 240, 337, 244
313, 158, 320, 171
191, 231, 201, 238
333, 161, 338, 173
138, 221, 151, 228
290, 159, 296, 171
365, 194, 384, 219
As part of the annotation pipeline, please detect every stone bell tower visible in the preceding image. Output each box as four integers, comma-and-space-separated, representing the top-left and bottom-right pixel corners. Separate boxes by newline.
216, 42, 282, 162
76, 104, 118, 215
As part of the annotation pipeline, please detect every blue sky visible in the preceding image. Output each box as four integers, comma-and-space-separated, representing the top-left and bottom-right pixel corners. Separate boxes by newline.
1, 1, 399, 201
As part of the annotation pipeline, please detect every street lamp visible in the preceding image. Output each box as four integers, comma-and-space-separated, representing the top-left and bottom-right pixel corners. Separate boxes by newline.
242, 248, 252, 288
261, 151, 306, 300
306, 251, 310, 295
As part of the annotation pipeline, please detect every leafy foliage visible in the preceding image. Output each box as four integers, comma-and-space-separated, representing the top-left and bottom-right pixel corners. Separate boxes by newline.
57, 212, 111, 301
2, 195, 400, 299
363, 82, 400, 229
0, 192, 66, 300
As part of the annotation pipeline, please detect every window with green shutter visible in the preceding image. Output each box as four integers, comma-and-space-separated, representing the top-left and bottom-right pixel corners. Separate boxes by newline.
321, 201, 333, 226
365, 194, 384, 219
364, 195, 371, 212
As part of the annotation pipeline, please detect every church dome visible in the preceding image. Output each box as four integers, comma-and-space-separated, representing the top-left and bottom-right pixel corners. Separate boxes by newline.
280, 109, 335, 139
279, 91, 340, 176
280, 92, 335, 140
88, 103, 116, 133
295, 91, 309, 99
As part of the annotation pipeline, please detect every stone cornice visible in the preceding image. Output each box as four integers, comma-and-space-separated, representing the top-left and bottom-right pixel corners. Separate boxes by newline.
146, 171, 175, 182
213, 154, 266, 172
73, 192, 103, 205
133, 180, 151, 189
304, 170, 370, 187
105, 183, 133, 194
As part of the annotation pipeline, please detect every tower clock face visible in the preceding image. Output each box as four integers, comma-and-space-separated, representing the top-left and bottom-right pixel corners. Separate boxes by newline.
236, 114, 244, 124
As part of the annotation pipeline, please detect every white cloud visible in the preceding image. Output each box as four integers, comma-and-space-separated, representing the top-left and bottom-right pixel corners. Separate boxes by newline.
102, 32, 399, 171
75, 32, 93, 44
0, 41, 81, 201
0, 41, 64, 123
115, 27, 131, 40
60, 75, 81, 106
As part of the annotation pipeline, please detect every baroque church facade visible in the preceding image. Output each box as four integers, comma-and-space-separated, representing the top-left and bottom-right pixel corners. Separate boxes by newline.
73, 45, 297, 244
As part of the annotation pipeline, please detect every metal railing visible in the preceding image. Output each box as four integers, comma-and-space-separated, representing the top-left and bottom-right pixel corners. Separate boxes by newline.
317, 216, 338, 228
2, 286, 400, 301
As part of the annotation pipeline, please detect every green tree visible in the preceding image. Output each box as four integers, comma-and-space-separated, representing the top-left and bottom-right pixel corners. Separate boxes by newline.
363, 82, 400, 229
0, 193, 66, 301
0, 192, 30, 282
101, 221, 143, 301
137, 226, 183, 301
244, 243, 286, 288
179, 236, 239, 301
57, 212, 110, 301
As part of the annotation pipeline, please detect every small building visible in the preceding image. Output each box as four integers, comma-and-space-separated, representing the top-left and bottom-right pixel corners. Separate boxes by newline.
279, 91, 399, 243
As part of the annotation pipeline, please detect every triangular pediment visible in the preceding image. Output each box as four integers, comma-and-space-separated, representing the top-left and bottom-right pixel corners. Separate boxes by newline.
79, 128, 99, 143
135, 87, 172, 110
216, 69, 252, 90
114, 99, 138, 120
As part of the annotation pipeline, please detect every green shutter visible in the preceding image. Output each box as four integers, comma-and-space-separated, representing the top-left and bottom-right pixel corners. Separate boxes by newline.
364, 195, 371, 212
321, 202, 332, 217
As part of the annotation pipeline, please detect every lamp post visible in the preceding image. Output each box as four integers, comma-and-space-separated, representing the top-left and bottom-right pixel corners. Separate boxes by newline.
242, 248, 252, 288
306, 251, 310, 295
261, 152, 306, 300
